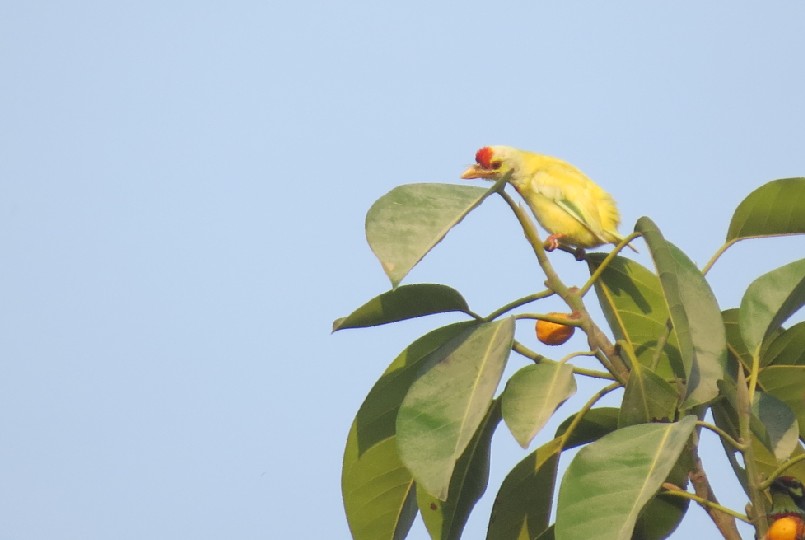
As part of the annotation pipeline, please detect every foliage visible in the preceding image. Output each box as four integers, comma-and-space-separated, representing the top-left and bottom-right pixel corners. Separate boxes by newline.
336, 175, 805, 540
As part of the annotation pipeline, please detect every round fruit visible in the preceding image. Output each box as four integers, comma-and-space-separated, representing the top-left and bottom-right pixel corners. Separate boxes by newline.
766, 515, 803, 540
535, 313, 576, 346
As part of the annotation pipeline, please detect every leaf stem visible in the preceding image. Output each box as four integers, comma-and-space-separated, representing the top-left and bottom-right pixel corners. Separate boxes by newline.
578, 231, 642, 297
515, 313, 584, 326
701, 240, 738, 276
661, 483, 751, 524
512, 341, 614, 380
559, 381, 622, 445
696, 420, 746, 451
759, 453, 805, 490
485, 290, 554, 320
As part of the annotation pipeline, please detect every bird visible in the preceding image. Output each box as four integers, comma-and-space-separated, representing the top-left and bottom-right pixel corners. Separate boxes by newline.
764, 476, 805, 540
460, 145, 633, 255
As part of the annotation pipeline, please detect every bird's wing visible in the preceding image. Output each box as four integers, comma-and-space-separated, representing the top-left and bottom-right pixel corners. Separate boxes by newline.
532, 170, 611, 242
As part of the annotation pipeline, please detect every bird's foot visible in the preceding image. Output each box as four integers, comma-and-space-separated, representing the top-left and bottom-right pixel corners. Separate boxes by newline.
574, 247, 587, 261
544, 234, 564, 252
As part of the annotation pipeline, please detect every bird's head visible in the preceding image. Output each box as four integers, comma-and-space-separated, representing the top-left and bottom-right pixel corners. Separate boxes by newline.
461, 146, 522, 181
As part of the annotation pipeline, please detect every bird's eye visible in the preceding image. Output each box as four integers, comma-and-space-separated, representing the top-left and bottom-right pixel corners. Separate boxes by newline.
491, 161, 502, 170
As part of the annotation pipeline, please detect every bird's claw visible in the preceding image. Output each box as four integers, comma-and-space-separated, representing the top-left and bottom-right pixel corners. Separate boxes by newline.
544, 234, 563, 252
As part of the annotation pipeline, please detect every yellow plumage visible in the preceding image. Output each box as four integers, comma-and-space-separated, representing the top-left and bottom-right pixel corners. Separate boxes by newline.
461, 145, 628, 250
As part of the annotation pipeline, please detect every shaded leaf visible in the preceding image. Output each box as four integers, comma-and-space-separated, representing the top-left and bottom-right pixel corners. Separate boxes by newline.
487, 438, 563, 540
758, 365, 805, 439
342, 323, 472, 540
587, 254, 684, 380
740, 258, 805, 356
397, 317, 515, 499
723, 308, 753, 373
727, 178, 805, 242
333, 284, 470, 331
501, 364, 576, 448
764, 321, 805, 367
554, 407, 620, 450
366, 183, 492, 287
418, 402, 502, 540
752, 391, 799, 461
635, 218, 725, 407
619, 359, 680, 427
555, 416, 697, 540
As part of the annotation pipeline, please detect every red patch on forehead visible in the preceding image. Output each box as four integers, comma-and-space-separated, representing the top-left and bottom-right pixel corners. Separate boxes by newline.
475, 147, 494, 169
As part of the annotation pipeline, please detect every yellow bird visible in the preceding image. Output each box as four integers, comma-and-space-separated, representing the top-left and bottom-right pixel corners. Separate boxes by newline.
461, 145, 632, 252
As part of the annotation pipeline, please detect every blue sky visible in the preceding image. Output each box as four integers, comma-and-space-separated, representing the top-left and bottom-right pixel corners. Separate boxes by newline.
1, 2, 804, 539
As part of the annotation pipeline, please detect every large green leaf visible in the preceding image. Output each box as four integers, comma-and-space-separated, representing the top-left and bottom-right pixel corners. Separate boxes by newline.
333, 284, 470, 331
342, 323, 472, 540
726, 178, 805, 242
554, 416, 697, 540
764, 321, 805, 366
587, 254, 684, 380
342, 436, 417, 540
618, 359, 680, 427
752, 391, 799, 461
758, 365, 805, 439
486, 437, 563, 540
635, 218, 725, 407
739, 258, 805, 356
501, 364, 576, 448
554, 407, 620, 450
366, 183, 492, 287
397, 317, 515, 499
418, 402, 501, 540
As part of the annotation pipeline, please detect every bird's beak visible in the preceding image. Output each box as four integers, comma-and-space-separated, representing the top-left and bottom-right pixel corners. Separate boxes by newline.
460, 164, 496, 180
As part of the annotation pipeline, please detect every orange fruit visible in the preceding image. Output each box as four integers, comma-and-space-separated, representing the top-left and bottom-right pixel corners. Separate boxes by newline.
535, 313, 576, 346
766, 515, 805, 540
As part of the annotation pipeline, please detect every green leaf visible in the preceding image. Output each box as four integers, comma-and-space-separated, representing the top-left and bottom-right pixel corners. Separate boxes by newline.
397, 317, 515, 499
618, 359, 680, 427
635, 218, 726, 407
554, 407, 620, 450
752, 391, 799, 461
366, 183, 492, 287
723, 308, 753, 372
764, 321, 805, 366
739, 258, 805, 355
333, 284, 470, 331
486, 438, 563, 540
501, 364, 576, 448
587, 254, 684, 380
342, 323, 472, 540
554, 416, 697, 540
418, 402, 502, 540
758, 365, 805, 440
342, 436, 417, 540
726, 178, 805, 242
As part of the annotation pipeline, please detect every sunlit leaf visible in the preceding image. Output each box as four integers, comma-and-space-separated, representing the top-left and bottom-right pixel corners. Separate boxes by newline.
752, 391, 799, 461
726, 178, 805, 242
740, 258, 805, 355
723, 308, 753, 372
418, 402, 501, 540
554, 416, 696, 540
587, 254, 684, 380
366, 183, 492, 287
333, 284, 470, 331
486, 438, 562, 540
397, 318, 515, 500
635, 218, 726, 407
342, 323, 472, 540
554, 407, 620, 450
501, 364, 576, 448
